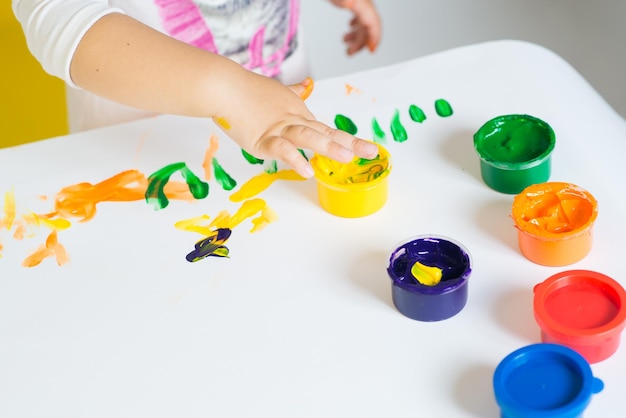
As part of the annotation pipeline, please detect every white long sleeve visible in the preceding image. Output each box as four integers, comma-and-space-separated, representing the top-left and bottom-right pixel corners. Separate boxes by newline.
12, 0, 124, 88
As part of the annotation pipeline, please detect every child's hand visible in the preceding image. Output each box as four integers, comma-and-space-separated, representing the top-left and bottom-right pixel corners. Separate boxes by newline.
213, 70, 379, 179
330, 0, 382, 54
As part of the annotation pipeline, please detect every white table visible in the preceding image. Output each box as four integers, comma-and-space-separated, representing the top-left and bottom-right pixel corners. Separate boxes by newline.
1, 40, 625, 417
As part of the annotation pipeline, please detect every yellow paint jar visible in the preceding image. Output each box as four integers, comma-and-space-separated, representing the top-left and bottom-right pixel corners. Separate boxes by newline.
511, 182, 598, 266
310, 143, 391, 218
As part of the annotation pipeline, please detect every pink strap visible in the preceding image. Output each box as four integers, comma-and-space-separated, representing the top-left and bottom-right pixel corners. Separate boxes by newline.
155, 0, 299, 78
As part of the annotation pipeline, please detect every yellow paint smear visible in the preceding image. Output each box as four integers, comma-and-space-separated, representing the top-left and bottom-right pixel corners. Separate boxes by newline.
214, 117, 231, 130
175, 198, 277, 235
2, 190, 16, 230
229, 170, 304, 202
310, 144, 390, 186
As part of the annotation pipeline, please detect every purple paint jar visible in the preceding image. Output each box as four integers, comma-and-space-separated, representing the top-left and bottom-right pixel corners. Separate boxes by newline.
387, 235, 472, 321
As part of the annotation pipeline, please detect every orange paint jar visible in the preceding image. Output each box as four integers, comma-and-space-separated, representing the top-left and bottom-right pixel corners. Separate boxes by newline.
511, 182, 598, 266
310, 143, 391, 218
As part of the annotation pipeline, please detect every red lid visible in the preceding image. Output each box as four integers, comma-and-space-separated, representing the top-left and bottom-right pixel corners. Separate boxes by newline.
534, 270, 626, 341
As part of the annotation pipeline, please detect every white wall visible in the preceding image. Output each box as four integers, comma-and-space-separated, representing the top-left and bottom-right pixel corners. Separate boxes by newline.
301, 0, 626, 118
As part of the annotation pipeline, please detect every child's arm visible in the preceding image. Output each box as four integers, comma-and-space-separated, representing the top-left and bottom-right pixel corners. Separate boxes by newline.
17, 8, 378, 178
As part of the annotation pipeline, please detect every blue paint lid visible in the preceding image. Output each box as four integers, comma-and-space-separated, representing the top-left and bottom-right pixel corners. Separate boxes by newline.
493, 344, 603, 418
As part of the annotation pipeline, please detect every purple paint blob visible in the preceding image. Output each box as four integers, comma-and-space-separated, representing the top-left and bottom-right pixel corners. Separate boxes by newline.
387, 236, 472, 321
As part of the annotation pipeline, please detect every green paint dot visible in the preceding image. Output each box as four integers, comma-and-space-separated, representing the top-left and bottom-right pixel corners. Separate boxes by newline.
409, 105, 427, 123
241, 149, 264, 165
390, 109, 408, 143
212, 158, 237, 191
434, 99, 454, 117
334, 114, 358, 135
371, 117, 386, 144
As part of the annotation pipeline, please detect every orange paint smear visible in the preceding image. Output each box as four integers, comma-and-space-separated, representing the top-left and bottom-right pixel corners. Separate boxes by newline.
229, 170, 304, 203
22, 230, 69, 267
512, 182, 598, 238
299, 77, 314, 100
51, 170, 195, 222
202, 134, 220, 181
345, 84, 360, 95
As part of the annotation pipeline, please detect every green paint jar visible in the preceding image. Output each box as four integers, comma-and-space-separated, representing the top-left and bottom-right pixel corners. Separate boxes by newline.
473, 114, 556, 194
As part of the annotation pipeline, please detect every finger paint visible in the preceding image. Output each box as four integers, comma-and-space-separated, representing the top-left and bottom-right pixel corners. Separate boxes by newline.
512, 182, 598, 266
241, 149, 264, 165
410, 261, 443, 286
214, 117, 231, 130
22, 230, 69, 267
146, 163, 209, 210
310, 143, 391, 218
186, 228, 232, 262
387, 235, 472, 321
264, 160, 278, 174
474, 114, 555, 194
202, 134, 220, 180
2, 190, 16, 230
53, 170, 197, 222
212, 158, 237, 191
409, 104, 427, 123
371, 117, 386, 144
345, 84, 360, 95
390, 109, 408, 142
299, 77, 314, 100
311, 152, 389, 186
229, 170, 304, 202
434, 99, 453, 117
180, 199, 277, 262
334, 114, 358, 135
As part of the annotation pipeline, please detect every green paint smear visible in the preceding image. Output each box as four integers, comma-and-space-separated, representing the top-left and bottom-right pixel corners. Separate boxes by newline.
434, 99, 454, 117
241, 149, 264, 165
334, 114, 358, 135
146, 162, 209, 210
212, 158, 237, 191
390, 109, 408, 143
409, 105, 427, 123
371, 117, 386, 144
264, 160, 278, 174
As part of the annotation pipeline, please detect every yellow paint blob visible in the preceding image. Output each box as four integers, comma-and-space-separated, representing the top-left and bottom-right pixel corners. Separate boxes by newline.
410, 261, 443, 286
214, 117, 231, 130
